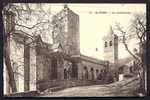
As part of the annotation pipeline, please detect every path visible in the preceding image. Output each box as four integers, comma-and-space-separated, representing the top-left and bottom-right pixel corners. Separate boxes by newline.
40, 77, 140, 97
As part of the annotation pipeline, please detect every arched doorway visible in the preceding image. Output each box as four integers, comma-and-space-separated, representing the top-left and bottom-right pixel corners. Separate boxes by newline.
64, 60, 72, 80
83, 66, 88, 80
91, 68, 94, 80
64, 68, 67, 79
96, 69, 99, 79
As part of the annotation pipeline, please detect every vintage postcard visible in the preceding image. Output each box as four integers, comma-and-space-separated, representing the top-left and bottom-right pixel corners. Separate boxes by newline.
3, 3, 146, 97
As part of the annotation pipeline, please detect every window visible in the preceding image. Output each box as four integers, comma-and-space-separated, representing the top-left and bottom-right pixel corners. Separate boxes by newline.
105, 42, 107, 47
109, 41, 112, 46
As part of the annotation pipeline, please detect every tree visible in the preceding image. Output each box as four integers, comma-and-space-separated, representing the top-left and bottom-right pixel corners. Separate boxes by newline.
3, 10, 17, 93
115, 13, 146, 95
2, 3, 53, 93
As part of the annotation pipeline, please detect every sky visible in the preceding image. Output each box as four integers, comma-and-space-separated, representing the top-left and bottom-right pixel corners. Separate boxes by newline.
16, 3, 146, 60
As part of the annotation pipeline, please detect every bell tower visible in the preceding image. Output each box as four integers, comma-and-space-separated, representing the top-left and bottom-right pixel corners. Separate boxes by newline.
103, 26, 118, 64
52, 4, 80, 55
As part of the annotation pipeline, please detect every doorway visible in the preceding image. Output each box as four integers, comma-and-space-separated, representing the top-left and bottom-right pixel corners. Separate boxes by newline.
51, 58, 58, 80
72, 63, 78, 79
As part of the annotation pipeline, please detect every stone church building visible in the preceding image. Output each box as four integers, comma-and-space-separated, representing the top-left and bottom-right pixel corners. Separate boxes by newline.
3, 5, 124, 94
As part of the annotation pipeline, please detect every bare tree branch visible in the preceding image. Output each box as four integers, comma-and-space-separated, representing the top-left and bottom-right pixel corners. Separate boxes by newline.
115, 13, 146, 94
115, 23, 141, 62
15, 21, 49, 30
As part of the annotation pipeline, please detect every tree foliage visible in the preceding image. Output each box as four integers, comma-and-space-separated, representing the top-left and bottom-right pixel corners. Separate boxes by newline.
115, 13, 146, 94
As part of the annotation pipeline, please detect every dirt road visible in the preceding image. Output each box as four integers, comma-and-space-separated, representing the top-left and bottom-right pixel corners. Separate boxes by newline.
40, 77, 140, 97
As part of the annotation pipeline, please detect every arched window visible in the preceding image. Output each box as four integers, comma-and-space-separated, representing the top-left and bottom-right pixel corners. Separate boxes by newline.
105, 42, 107, 47
109, 41, 112, 46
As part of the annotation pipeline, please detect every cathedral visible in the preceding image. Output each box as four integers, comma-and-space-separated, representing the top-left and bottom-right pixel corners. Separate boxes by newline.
4, 5, 122, 94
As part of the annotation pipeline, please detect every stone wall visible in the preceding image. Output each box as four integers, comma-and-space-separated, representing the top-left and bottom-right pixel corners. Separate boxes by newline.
36, 42, 65, 90
57, 56, 65, 80
36, 46, 51, 84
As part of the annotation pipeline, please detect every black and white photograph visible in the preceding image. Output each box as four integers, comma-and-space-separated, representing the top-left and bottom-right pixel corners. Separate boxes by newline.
2, 3, 146, 97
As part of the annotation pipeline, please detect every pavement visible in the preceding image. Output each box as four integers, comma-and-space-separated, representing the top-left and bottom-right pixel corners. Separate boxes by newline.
40, 77, 140, 97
